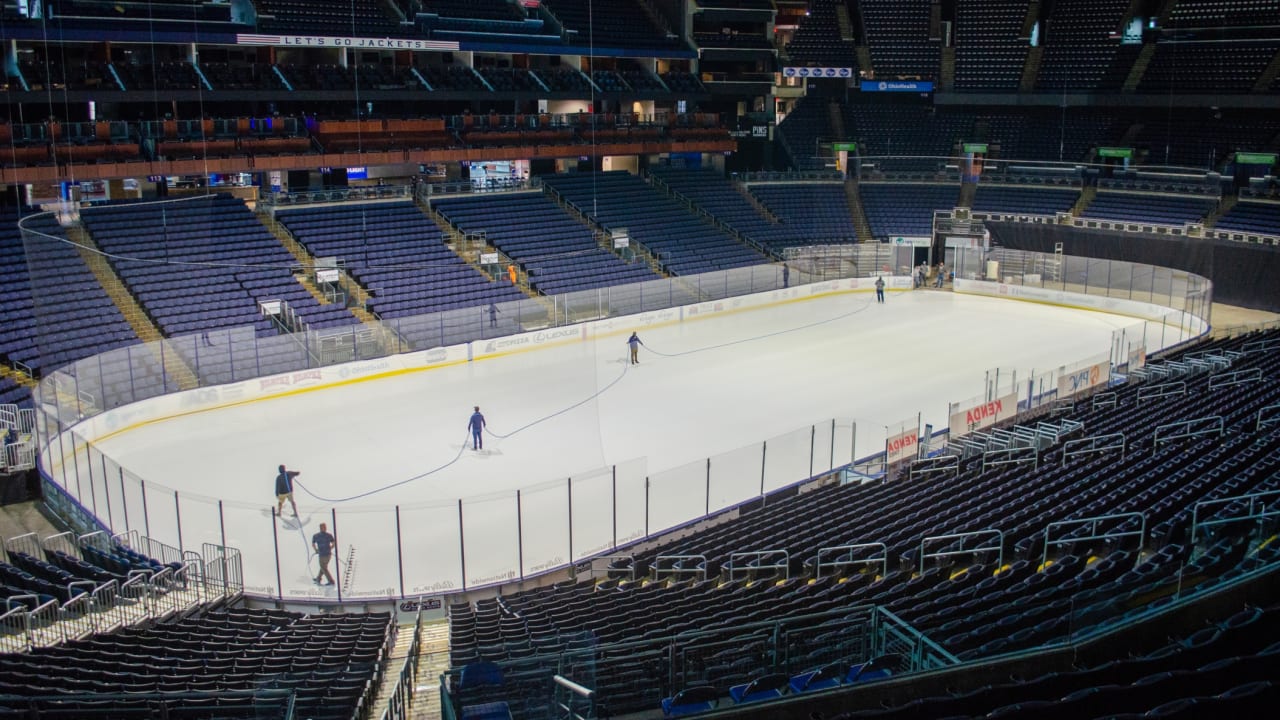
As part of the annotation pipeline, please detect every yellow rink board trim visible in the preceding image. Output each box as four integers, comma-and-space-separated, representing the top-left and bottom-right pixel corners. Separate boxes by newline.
80, 284, 892, 446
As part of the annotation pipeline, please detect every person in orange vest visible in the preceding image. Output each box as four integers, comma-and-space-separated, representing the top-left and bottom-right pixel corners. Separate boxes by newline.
507, 264, 518, 284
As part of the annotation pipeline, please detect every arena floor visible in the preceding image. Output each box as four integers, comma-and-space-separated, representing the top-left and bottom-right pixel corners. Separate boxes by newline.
74, 287, 1191, 599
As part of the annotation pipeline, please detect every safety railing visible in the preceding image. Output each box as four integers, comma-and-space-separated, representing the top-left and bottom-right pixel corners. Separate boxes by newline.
918, 530, 1004, 574
724, 550, 789, 583
380, 598, 425, 720
1152, 416, 1224, 449
652, 554, 708, 583
1137, 381, 1186, 405
23, 597, 61, 648
910, 454, 959, 481
812, 543, 888, 580
0, 603, 28, 653
553, 675, 597, 720
1190, 489, 1280, 550
1042, 513, 1147, 568
1062, 433, 1127, 463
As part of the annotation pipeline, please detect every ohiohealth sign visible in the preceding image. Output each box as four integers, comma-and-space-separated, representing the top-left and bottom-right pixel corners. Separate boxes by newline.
860, 80, 934, 93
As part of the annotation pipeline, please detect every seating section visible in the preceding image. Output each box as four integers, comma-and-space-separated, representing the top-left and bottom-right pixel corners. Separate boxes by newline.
2, 536, 180, 610
541, 172, 769, 275
1130, 113, 1280, 170
432, 193, 660, 295
748, 183, 858, 243
829, 608, 1280, 718
0, 210, 137, 375
0, 607, 394, 720
1214, 201, 1280, 235
81, 195, 357, 339
777, 96, 839, 171
860, 183, 959, 237
1166, 0, 1280, 28
445, 329, 1280, 717
1082, 192, 1218, 224
860, 0, 940, 80
954, 0, 1031, 92
648, 167, 801, 250
253, 0, 400, 35
1035, 0, 1131, 92
845, 104, 974, 172
785, 0, 857, 66
1139, 41, 1280, 94
540, 0, 687, 50
276, 201, 524, 321
971, 184, 1080, 214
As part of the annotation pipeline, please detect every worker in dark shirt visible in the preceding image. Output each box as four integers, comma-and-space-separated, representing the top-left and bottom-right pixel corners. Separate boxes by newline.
312, 522, 336, 586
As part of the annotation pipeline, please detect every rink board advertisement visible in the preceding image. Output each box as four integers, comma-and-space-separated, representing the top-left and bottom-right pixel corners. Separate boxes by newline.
949, 392, 1019, 437
75, 343, 470, 441
952, 279, 1191, 324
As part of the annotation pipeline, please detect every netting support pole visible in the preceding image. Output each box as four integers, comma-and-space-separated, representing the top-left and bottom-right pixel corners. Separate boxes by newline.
101, 454, 112, 533
395, 505, 405, 599
516, 489, 525, 582
760, 440, 768, 498
567, 479, 574, 565
174, 490, 184, 555
118, 467, 129, 532
218, 500, 228, 593
457, 499, 467, 591
140, 479, 151, 538
611, 465, 617, 551
330, 508, 341, 603
271, 507, 282, 601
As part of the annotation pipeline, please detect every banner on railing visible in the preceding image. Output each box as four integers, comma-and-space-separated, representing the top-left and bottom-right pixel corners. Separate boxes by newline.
949, 392, 1018, 438
860, 80, 934, 93
1058, 360, 1110, 398
886, 415, 920, 464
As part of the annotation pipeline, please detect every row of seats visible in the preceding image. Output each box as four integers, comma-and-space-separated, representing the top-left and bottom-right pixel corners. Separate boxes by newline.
541, 172, 769, 276
432, 192, 661, 296
276, 201, 525, 324
0, 605, 394, 720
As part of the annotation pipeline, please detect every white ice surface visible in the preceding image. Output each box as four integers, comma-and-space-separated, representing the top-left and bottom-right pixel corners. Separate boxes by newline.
76, 289, 1167, 597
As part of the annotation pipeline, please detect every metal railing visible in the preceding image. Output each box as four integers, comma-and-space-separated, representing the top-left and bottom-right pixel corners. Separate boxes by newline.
380, 599, 426, 720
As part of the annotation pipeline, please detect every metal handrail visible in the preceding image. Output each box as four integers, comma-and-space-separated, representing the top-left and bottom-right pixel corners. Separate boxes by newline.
918, 530, 1004, 574
724, 550, 789, 582
813, 543, 888, 580
1042, 512, 1146, 568
653, 554, 708, 583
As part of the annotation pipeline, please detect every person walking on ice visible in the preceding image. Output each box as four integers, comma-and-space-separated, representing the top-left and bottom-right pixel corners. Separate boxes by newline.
468, 406, 487, 451
312, 522, 336, 586
275, 464, 300, 517
627, 332, 643, 365
875, 276, 886, 303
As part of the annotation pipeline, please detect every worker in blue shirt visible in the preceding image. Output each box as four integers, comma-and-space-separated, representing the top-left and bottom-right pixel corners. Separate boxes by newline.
468, 406, 486, 450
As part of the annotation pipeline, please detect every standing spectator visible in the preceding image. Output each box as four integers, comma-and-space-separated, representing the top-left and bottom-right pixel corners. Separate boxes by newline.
875, 276, 886, 303
488, 302, 500, 328
507, 264, 518, 285
312, 522, 336, 586
468, 406, 486, 451
627, 332, 643, 365
935, 263, 946, 288
274, 464, 300, 517
782, 263, 790, 289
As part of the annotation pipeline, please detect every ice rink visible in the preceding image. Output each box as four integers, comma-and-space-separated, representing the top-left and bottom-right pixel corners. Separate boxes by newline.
59, 287, 1181, 599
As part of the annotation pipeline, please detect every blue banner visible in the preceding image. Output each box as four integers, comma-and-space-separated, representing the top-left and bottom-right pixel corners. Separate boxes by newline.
860, 80, 934, 93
